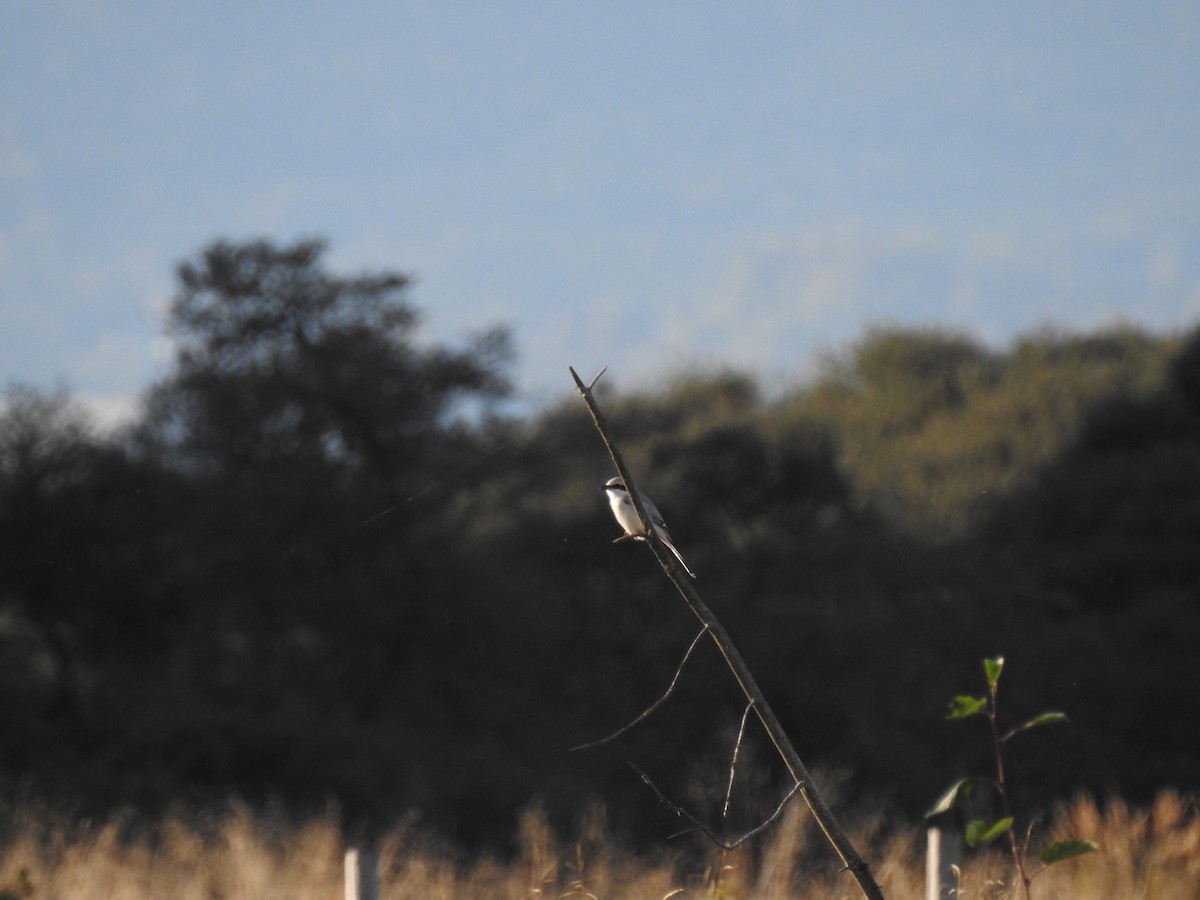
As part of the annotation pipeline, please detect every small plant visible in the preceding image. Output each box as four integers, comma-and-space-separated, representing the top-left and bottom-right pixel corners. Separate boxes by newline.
927, 656, 1098, 899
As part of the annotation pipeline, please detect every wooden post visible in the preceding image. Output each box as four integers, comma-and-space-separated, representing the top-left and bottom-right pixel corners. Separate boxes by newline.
925, 826, 961, 900
344, 845, 380, 900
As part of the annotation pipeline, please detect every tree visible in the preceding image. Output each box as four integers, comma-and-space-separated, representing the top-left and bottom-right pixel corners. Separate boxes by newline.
0, 386, 104, 716
136, 237, 512, 493
1, 240, 521, 829
123, 238, 518, 822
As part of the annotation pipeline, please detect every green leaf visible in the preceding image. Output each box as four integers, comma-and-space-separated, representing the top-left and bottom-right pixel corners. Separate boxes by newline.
965, 817, 1013, 848
1003, 711, 1070, 742
947, 695, 988, 719
983, 656, 1004, 689
926, 778, 972, 818
1039, 838, 1099, 865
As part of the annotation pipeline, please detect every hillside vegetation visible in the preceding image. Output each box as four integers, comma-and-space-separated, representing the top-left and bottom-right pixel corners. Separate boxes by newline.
794, 324, 1181, 536
1, 239, 1197, 856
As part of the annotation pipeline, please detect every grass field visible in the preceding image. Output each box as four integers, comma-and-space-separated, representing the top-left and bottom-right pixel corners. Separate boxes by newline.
0, 791, 1196, 899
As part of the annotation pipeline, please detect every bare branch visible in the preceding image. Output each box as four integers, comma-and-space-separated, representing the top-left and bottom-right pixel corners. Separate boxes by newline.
585, 365, 607, 391
569, 364, 884, 900
630, 763, 804, 852
570, 626, 710, 752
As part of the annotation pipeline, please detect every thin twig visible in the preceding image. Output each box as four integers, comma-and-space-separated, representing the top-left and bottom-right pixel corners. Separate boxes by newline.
570, 627, 710, 752
724, 701, 755, 819
630, 763, 803, 851
569, 365, 885, 900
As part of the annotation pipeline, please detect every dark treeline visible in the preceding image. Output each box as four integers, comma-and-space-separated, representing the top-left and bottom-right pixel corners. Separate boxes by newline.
2, 238, 1198, 849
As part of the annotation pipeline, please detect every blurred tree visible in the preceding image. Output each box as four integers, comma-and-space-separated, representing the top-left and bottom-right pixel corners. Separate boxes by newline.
126, 238, 519, 823
1168, 325, 1200, 413
984, 329, 1200, 610
975, 327, 1200, 804
0, 385, 195, 806
0, 386, 103, 714
791, 326, 1179, 537
1, 239, 522, 831
4, 277, 1200, 848
136, 237, 512, 492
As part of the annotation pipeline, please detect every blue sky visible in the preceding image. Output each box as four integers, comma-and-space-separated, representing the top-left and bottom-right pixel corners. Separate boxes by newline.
4, 2, 1199, 425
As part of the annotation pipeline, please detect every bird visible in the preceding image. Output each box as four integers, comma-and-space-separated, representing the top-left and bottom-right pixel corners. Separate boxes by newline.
602, 476, 697, 578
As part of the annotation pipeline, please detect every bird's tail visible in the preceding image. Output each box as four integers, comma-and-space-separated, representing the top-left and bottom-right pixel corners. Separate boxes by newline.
661, 537, 697, 579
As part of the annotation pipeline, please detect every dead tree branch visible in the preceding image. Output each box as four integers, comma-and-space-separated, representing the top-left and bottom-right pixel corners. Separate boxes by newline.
569, 365, 885, 900
630, 763, 804, 852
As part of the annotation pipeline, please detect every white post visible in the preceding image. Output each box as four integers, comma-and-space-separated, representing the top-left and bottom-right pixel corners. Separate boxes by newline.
926, 826, 962, 900
345, 845, 380, 900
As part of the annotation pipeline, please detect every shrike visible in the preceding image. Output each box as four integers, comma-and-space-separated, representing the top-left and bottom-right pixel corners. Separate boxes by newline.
602, 476, 697, 578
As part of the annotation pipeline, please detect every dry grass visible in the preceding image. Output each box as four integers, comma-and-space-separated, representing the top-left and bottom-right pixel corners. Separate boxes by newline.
0, 792, 1196, 899
0, 802, 345, 900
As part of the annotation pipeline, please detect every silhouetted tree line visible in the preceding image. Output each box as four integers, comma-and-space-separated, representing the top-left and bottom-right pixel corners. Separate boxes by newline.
2, 238, 1198, 848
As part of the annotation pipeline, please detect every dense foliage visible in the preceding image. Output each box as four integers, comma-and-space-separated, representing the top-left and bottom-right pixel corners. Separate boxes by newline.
2, 238, 1197, 848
